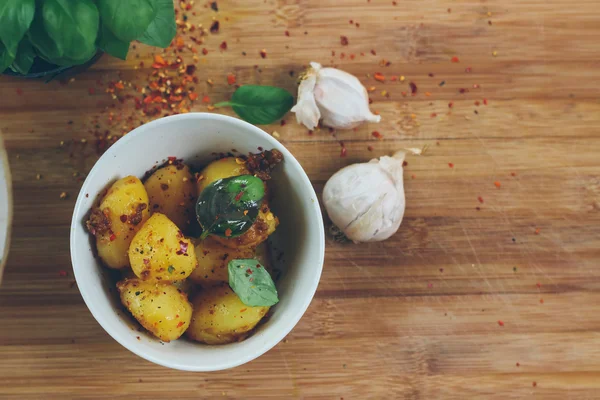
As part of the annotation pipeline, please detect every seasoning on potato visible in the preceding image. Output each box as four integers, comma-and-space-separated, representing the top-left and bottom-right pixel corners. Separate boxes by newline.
86, 176, 150, 269
117, 279, 192, 342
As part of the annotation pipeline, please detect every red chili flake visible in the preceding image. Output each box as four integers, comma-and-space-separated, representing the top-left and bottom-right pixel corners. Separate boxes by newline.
340, 145, 347, 158
427, 283, 433, 288
188, 92, 198, 101
428, 73, 434, 77
459, 88, 469, 94
402, 161, 408, 167
448, 101, 454, 108
210, 1, 218, 11
350, 54, 355, 60
349, 20, 353, 24
160, 183, 169, 191
59, 270, 68, 277
451, 56, 460, 63
534, 228, 540, 235
340, 36, 349, 46
210, 20, 220, 33
246, 268, 253, 274
16, 88, 23, 95
372, 131, 383, 140
476, 207, 481, 211
367, 146, 373, 151
234, 191, 244, 201
374, 72, 385, 82
483, 98, 488, 105
540, 299, 544, 304
448, 162, 454, 168
478, 196, 484, 203
143, 258, 150, 265
176, 321, 185, 328
511, 172, 516, 177
536, 282, 542, 288
516, 362, 520, 367
227, 73, 236, 85
465, 67, 472, 73
88, 87, 95, 95
308, 130, 313, 135
474, 101, 480, 106
202, 95, 210, 103
178, 240, 188, 255
498, 320, 504, 327
186, 65, 196, 75
259, 49, 267, 58
532, 382, 537, 387
109, 233, 116, 241
120, 215, 128, 223
240, 308, 247, 312
202, 48, 208, 55
409, 82, 417, 95
494, 181, 501, 188
285, 30, 290, 36
219, 41, 227, 50
279, 120, 287, 126
473, 84, 480, 89
392, 1, 397, 4
430, 113, 437, 118
225, 228, 232, 237
355, 22, 360, 28
391, 76, 397, 81
439, 268, 444, 273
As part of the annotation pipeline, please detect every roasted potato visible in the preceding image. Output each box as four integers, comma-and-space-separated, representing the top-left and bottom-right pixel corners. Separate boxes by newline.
117, 279, 192, 342
197, 157, 249, 194
129, 213, 197, 281
213, 204, 278, 249
186, 285, 269, 344
86, 176, 150, 269
144, 163, 197, 232
189, 237, 254, 287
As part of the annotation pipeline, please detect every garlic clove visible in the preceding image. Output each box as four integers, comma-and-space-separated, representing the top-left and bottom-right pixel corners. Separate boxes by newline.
290, 63, 321, 130
291, 62, 381, 130
323, 151, 406, 243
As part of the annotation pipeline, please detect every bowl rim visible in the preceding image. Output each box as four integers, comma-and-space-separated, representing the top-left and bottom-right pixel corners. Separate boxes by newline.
0, 130, 13, 284
70, 113, 325, 371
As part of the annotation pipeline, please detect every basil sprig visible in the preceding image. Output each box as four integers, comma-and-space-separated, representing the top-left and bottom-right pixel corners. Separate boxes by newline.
214, 85, 294, 125
196, 175, 265, 239
228, 259, 279, 307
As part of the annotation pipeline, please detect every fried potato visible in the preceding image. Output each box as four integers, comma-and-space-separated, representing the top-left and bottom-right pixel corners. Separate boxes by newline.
128, 213, 197, 281
117, 279, 192, 342
186, 285, 269, 345
189, 237, 254, 287
144, 163, 197, 232
213, 204, 278, 249
86, 176, 150, 269
196, 157, 249, 194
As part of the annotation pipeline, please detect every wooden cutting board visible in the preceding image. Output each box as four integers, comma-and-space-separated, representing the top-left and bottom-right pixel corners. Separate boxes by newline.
1, 0, 600, 398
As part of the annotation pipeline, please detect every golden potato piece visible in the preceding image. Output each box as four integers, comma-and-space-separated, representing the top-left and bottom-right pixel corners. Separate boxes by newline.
213, 204, 278, 249
197, 157, 249, 194
117, 279, 192, 342
186, 285, 269, 345
144, 163, 197, 232
189, 237, 254, 287
86, 176, 150, 269
129, 213, 197, 281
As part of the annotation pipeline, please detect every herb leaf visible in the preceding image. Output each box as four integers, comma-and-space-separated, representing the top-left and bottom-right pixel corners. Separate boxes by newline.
196, 175, 265, 239
97, 22, 129, 60
0, 0, 35, 58
228, 259, 279, 307
138, 0, 176, 48
97, 0, 156, 42
0, 43, 15, 73
10, 38, 35, 74
214, 85, 294, 125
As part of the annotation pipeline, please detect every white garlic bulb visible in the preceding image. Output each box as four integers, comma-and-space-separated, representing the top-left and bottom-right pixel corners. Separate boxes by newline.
291, 62, 381, 130
323, 151, 406, 243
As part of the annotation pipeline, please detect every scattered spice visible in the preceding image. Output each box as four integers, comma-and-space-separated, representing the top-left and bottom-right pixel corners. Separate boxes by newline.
259, 49, 267, 58
498, 320, 504, 327
220, 41, 227, 50
374, 72, 385, 82
448, 162, 454, 168
227, 73, 236, 85
478, 196, 484, 203
188, 92, 198, 101
210, 20, 220, 33
59, 192, 68, 199
483, 98, 488, 105
59, 270, 68, 277
372, 131, 383, 140
492, 50, 498, 57
340, 36, 349, 46
210, 1, 218, 11
516, 362, 520, 367
494, 181, 501, 188
409, 82, 417, 95
534, 228, 540, 235
451, 56, 460, 63
532, 382, 537, 387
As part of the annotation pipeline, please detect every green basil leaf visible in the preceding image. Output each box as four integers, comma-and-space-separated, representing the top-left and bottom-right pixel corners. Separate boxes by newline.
0, 0, 35, 58
228, 259, 279, 307
97, 23, 129, 60
138, 0, 176, 48
42, 0, 99, 62
28, 10, 64, 63
10, 38, 35, 75
0, 43, 15, 73
196, 175, 265, 239
97, 0, 157, 42
214, 85, 294, 125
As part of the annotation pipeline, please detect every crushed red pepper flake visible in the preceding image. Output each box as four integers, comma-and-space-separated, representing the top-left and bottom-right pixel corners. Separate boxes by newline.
202, 95, 210, 103
483, 98, 488, 105
284, 30, 290, 36
109, 233, 116, 241
225, 228, 232, 237
534, 228, 540, 235
188, 92, 198, 101
478, 196, 484, 203
532, 382, 537, 387
451, 56, 460, 63
372, 131, 383, 140
340, 36, 349, 46
260, 49, 267, 58
448, 101, 454, 108
370, 49, 376, 55
465, 67, 472, 73
220, 41, 227, 50
227, 73, 236, 85
498, 320, 504, 327
374, 72, 385, 82
367, 145, 373, 151
448, 162, 454, 168
59, 270, 68, 277
210, 20, 219, 33
340, 142, 347, 157
202, 48, 208, 55
494, 181, 501, 188
409, 82, 417, 95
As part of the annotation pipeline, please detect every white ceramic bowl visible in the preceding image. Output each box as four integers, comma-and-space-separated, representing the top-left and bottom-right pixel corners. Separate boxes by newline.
70, 113, 325, 371
0, 131, 12, 284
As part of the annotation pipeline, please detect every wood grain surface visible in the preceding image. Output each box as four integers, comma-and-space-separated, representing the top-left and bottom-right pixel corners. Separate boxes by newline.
1, 0, 600, 398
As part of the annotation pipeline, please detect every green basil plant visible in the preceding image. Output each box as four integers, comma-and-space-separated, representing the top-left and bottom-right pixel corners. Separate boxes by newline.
0, 0, 176, 75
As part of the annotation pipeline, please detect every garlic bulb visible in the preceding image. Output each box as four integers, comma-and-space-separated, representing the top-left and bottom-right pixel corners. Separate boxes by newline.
323, 151, 406, 243
291, 62, 381, 130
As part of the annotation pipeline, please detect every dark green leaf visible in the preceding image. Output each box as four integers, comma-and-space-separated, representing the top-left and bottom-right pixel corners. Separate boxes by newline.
138, 0, 176, 48
196, 175, 265, 239
28, 10, 64, 63
228, 259, 279, 307
214, 85, 294, 125
42, 0, 99, 62
97, 23, 129, 60
97, 0, 156, 42
0, 43, 15, 73
0, 0, 35, 58
10, 38, 35, 75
